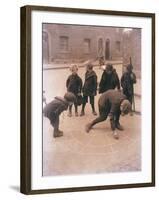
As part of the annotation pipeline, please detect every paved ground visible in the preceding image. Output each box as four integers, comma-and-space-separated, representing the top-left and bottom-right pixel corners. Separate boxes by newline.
42, 64, 141, 176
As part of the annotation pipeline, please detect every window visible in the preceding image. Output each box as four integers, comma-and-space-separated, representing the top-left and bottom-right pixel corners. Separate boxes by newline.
84, 38, 91, 54
116, 41, 121, 52
59, 36, 69, 51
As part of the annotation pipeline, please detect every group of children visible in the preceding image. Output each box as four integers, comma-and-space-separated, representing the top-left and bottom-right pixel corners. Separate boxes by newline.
43, 62, 136, 139
66, 64, 98, 117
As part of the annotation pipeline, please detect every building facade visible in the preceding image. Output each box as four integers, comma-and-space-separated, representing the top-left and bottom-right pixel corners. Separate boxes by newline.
43, 24, 141, 74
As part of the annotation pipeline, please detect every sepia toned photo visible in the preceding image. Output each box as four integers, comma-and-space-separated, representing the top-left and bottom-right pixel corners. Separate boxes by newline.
42, 23, 142, 176
20, 6, 155, 194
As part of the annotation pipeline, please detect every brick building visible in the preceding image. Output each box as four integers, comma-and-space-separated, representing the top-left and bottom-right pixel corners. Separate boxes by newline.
42, 24, 141, 74
122, 28, 141, 77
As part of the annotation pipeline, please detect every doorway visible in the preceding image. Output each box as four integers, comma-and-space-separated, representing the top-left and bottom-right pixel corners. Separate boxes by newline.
105, 39, 110, 60
42, 31, 49, 63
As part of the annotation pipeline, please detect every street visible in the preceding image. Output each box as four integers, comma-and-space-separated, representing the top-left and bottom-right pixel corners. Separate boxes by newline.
42, 64, 141, 176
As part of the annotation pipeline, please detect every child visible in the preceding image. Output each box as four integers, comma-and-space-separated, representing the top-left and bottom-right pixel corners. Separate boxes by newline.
80, 64, 97, 116
43, 92, 77, 138
99, 64, 120, 94
66, 65, 82, 117
85, 90, 131, 139
121, 64, 136, 114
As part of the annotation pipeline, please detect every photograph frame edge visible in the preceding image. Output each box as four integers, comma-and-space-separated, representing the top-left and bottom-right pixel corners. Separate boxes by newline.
20, 5, 155, 195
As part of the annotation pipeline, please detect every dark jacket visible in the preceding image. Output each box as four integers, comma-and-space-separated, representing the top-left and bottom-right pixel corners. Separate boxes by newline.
99, 69, 120, 94
82, 70, 97, 96
98, 90, 126, 118
43, 97, 69, 120
121, 71, 136, 97
66, 74, 82, 95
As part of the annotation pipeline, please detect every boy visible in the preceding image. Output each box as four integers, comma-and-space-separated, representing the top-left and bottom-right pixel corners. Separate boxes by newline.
66, 65, 82, 117
43, 92, 77, 138
99, 64, 120, 94
80, 64, 97, 116
85, 90, 131, 139
121, 64, 136, 114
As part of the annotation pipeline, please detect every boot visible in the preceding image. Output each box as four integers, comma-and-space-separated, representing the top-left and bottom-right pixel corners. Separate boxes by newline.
80, 110, 85, 116
75, 106, 78, 117
130, 106, 133, 116
58, 129, 63, 134
75, 111, 78, 117
113, 131, 119, 139
130, 111, 133, 116
68, 111, 72, 117
116, 123, 124, 131
80, 103, 86, 116
91, 104, 97, 116
85, 123, 92, 133
92, 111, 97, 116
53, 130, 63, 138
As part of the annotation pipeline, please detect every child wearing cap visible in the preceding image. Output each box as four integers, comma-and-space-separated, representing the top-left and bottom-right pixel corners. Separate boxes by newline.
85, 90, 131, 139
80, 64, 97, 116
43, 92, 76, 138
121, 64, 136, 114
99, 64, 120, 94
66, 65, 82, 117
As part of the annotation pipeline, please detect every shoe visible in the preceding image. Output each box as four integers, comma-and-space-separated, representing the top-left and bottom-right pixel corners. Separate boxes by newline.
116, 123, 124, 131
68, 112, 72, 117
53, 130, 63, 138
54, 133, 63, 138
113, 131, 119, 140
92, 111, 97, 116
80, 111, 85, 116
85, 123, 92, 133
75, 112, 78, 117
58, 129, 63, 134
130, 112, 133, 116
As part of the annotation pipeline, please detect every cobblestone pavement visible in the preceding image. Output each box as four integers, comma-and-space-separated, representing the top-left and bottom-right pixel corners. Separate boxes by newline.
43, 65, 141, 176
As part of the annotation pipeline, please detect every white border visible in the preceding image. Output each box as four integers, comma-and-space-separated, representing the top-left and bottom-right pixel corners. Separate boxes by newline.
31, 10, 152, 190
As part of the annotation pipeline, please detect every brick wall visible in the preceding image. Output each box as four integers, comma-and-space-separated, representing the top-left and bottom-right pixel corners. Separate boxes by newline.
42, 24, 141, 76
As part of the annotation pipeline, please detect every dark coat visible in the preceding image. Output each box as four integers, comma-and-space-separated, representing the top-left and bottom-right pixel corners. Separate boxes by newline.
82, 70, 97, 96
98, 90, 126, 118
99, 69, 120, 94
66, 74, 82, 95
43, 97, 69, 121
121, 71, 136, 101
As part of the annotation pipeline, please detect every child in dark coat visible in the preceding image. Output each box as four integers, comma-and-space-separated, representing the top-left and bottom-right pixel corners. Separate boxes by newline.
80, 64, 97, 116
85, 90, 131, 139
121, 64, 136, 113
43, 92, 77, 138
66, 65, 82, 117
99, 64, 120, 94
